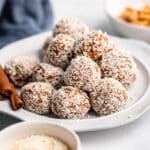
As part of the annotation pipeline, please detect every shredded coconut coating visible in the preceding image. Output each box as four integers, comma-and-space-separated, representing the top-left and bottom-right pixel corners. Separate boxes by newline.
53, 18, 89, 39
90, 78, 128, 115
41, 36, 52, 57
21, 82, 55, 114
5, 56, 39, 87
43, 34, 75, 69
33, 63, 64, 88
64, 56, 101, 92
51, 86, 91, 119
100, 49, 137, 88
74, 31, 112, 60
8, 135, 69, 150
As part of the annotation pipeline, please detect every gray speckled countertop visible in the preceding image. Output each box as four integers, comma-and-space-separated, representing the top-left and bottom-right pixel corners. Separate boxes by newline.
0, 111, 21, 129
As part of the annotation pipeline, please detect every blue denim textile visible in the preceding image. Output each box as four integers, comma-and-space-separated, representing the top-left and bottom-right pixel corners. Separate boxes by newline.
0, 0, 53, 48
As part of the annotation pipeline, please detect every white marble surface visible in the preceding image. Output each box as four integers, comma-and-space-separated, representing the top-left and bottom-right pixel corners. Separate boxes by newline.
1, 0, 150, 150
79, 112, 150, 150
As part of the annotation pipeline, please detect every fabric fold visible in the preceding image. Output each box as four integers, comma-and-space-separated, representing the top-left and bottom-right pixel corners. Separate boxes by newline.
0, 0, 53, 48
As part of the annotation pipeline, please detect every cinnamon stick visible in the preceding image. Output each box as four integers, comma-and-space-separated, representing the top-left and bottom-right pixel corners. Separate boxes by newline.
10, 83, 24, 110
0, 65, 24, 110
0, 94, 5, 100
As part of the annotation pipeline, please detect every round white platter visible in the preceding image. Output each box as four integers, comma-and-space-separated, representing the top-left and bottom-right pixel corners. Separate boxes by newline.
0, 31, 150, 132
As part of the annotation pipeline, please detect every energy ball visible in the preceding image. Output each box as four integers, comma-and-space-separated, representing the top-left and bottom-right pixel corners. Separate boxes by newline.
51, 86, 90, 119
5, 56, 39, 87
90, 78, 128, 115
74, 31, 112, 60
64, 56, 101, 92
43, 34, 75, 69
100, 49, 137, 88
53, 18, 89, 39
33, 63, 64, 88
41, 36, 52, 57
21, 82, 55, 114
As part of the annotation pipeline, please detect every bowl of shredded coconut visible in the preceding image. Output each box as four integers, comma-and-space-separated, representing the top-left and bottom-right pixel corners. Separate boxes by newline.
0, 122, 81, 150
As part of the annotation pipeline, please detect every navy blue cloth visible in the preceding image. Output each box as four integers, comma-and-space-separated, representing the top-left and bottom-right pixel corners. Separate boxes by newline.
0, 0, 53, 48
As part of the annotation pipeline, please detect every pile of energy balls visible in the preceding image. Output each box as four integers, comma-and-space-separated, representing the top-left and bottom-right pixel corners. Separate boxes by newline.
4, 18, 137, 119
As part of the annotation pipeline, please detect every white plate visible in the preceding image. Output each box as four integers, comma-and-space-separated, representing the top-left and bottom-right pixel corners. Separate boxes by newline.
0, 32, 150, 132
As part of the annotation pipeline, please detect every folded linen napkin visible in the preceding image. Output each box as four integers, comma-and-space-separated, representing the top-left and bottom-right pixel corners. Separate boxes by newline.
0, 0, 53, 48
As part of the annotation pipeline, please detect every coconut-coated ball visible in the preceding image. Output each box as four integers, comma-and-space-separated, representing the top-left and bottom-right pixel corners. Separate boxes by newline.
43, 34, 75, 69
74, 31, 112, 60
100, 49, 137, 88
41, 36, 52, 57
21, 82, 55, 114
33, 63, 64, 88
5, 56, 39, 87
51, 86, 91, 119
53, 18, 89, 39
64, 56, 101, 92
90, 78, 128, 115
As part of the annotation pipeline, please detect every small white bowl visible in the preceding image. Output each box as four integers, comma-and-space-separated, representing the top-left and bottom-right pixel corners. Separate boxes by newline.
0, 121, 81, 150
105, 0, 150, 42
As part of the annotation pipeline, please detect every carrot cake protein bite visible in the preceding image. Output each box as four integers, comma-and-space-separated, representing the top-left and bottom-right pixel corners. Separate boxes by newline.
74, 31, 112, 60
21, 82, 55, 114
100, 49, 137, 88
33, 63, 64, 88
51, 86, 90, 119
53, 18, 89, 39
43, 34, 75, 69
64, 56, 101, 92
5, 56, 38, 87
41, 36, 52, 57
90, 78, 128, 115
